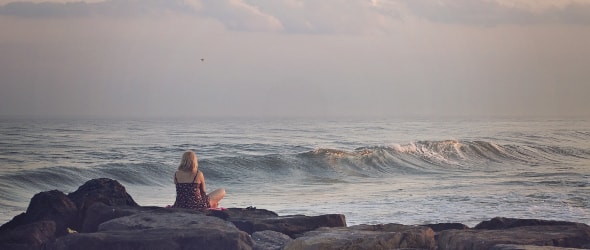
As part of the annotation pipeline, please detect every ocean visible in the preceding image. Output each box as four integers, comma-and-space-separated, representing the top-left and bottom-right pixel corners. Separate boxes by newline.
0, 117, 589, 227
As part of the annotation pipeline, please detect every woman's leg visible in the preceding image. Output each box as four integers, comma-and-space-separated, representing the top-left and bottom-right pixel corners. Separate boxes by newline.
208, 188, 226, 208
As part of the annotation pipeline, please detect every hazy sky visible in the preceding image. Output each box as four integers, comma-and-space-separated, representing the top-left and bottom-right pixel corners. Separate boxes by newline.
1, 0, 589, 118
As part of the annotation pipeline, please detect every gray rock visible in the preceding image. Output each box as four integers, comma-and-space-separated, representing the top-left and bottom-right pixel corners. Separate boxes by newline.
231, 214, 347, 238
437, 224, 590, 250
223, 207, 280, 219
67, 178, 138, 230
0, 190, 77, 237
420, 222, 469, 232
80, 203, 194, 233
53, 210, 253, 250
475, 217, 581, 230
490, 244, 587, 250
97, 209, 234, 231
252, 230, 292, 250
284, 223, 436, 250
0, 220, 56, 250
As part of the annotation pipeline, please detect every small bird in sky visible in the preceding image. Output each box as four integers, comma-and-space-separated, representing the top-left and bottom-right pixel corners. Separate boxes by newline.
200, 58, 205, 62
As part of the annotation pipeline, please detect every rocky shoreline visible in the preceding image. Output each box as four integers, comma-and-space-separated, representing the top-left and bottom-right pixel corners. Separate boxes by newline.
1, 178, 589, 250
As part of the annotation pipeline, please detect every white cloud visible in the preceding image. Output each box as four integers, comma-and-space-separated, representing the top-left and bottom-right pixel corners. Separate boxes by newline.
243, 0, 401, 34
0, 0, 284, 31
0, 0, 104, 4
199, 0, 283, 31
3, 0, 589, 34
494, 0, 590, 12
399, 0, 590, 26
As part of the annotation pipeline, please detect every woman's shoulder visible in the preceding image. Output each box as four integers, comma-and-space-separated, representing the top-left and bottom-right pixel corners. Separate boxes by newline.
175, 170, 196, 178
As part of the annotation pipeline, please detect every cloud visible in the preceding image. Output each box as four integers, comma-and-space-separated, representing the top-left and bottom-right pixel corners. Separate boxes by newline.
0, 0, 399, 33
0, 0, 283, 31
243, 0, 401, 34
399, 0, 590, 26
1, 0, 590, 33
198, 0, 283, 31
0, 0, 194, 18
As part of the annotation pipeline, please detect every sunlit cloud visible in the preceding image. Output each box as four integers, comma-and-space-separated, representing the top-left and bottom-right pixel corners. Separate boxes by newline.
2, 0, 589, 33
398, 0, 590, 25
199, 0, 283, 31
494, 0, 590, 12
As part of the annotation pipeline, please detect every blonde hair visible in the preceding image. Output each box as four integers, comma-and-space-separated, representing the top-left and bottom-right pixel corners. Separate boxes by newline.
178, 151, 198, 172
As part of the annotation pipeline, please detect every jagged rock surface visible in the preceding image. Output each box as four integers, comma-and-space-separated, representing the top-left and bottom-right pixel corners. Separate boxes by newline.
284, 223, 436, 250
53, 211, 252, 250
438, 224, 590, 250
2, 179, 590, 250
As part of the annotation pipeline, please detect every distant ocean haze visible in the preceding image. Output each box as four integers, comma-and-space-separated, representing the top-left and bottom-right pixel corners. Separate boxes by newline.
0, 117, 589, 226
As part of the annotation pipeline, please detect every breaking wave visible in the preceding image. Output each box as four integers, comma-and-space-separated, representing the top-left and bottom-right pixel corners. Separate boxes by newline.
1, 139, 587, 202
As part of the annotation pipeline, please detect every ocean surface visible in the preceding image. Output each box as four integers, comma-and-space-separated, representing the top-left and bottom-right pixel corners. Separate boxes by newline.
0, 117, 589, 227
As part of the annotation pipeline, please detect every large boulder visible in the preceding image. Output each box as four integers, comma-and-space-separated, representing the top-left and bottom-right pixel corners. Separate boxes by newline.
214, 207, 345, 237
251, 230, 293, 250
67, 178, 138, 230
80, 203, 147, 233
421, 222, 469, 232
490, 244, 586, 250
0, 190, 77, 237
53, 210, 253, 250
284, 223, 436, 250
231, 214, 347, 238
475, 217, 581, 230
437, 224, 590, 250
0, 220, 56, 250
218, 207, 279, 219
67, 178, 138, 210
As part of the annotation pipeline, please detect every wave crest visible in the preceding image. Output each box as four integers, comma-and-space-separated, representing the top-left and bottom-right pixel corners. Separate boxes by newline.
1, 140, 587, 205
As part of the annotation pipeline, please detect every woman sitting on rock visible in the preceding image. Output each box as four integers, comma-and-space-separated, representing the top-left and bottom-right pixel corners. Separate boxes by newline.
172, 150, 225, 209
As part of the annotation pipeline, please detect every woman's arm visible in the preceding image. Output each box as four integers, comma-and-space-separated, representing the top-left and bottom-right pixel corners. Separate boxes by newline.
198, 171, 206, 194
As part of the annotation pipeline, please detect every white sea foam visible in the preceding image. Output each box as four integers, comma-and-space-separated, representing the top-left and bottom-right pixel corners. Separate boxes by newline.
0, 117, 589, 226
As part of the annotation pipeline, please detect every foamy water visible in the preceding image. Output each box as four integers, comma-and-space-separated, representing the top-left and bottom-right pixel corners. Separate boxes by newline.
1, 117, 589, 227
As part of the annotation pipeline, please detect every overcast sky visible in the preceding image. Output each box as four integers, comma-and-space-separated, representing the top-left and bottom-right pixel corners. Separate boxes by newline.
1, 0, 589, 118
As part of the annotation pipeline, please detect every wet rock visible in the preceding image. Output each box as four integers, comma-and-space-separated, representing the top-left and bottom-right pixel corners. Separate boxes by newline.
475, 217, 581, 230
218, 207, 279, 219
80, 203, 142, 233
0, 190, 77, 237
437, 224, 590, 250
284, 223, 436, 250
67, 178, 139, 230
231, 214, 347, 238
421, 222, 469, 232
490, 244, 586, 250
251, 230, 292, 250
0, 220, 56, 250
67, 178, 138, 213
53, 210, 253, 250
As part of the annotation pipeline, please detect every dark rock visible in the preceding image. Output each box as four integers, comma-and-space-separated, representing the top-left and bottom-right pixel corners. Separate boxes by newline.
284, 223, 436, 250
421, 222, 469, 232
80, 203, 140, 233
437, 224, 590, 250
53, 210, 253, 250
0, 213, 27, 232
490, 244, 585, 250
0, 190, 77, 237
251, 230, 292, 250
0, 220, 56, 250
475, 217, 580, 230
219, 207, 280, 219
231, 214, 347, 238
67, 178, 138, 230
